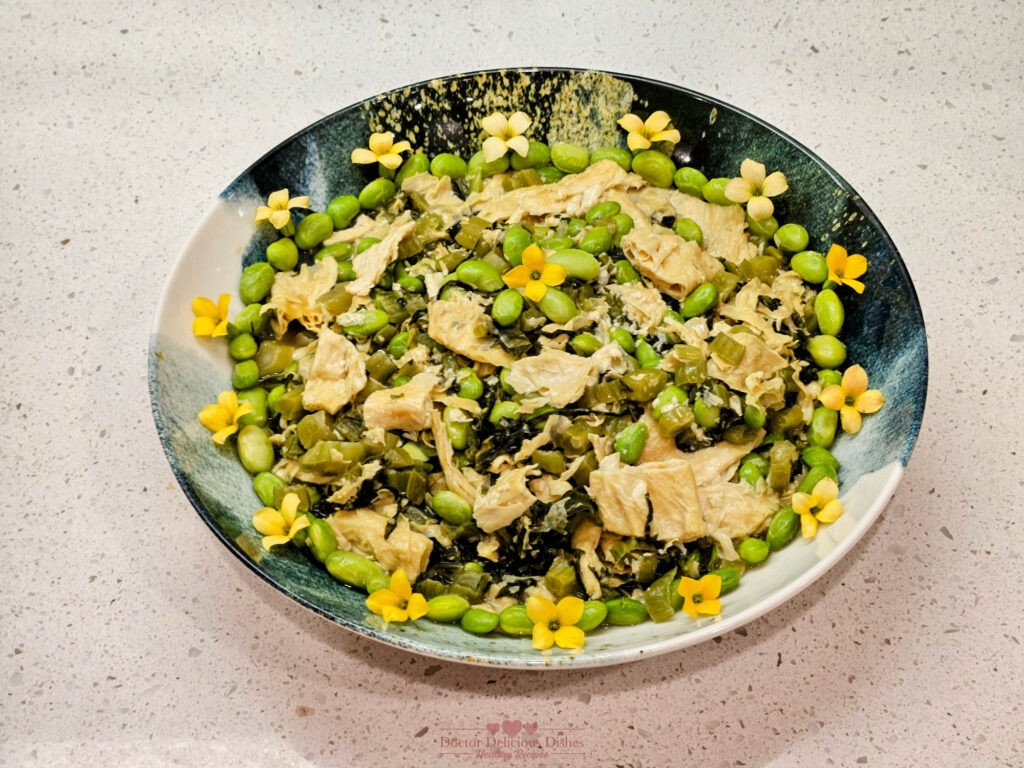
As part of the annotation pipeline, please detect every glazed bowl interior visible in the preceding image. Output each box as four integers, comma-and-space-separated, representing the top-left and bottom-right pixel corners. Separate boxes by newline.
149, 68, 927, 668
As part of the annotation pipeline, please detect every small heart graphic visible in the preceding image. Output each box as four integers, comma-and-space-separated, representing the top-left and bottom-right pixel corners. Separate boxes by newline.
502, 719, 522, 737
523, 722, 538, 734
486, 722, 500, 735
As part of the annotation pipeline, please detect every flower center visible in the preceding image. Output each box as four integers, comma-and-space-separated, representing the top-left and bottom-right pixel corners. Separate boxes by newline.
530, 270, 542, 280
692, 594, 704, 605
548, 619, 561, 631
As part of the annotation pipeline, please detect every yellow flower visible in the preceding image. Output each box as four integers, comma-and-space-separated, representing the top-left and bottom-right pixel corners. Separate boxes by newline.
366, 569, 428, 623
819, 364, 885, 434
252, 492, 310, 551
825, 244, 868, 294
792, 478, 845, 539
480, 111, 532, 163
677, 574, 723, 619
254, 188, 310, 230
724, 158, 789, 221
192, 293, 231, 337
350, 131, 413, 171
197, 390, 253, 445
526, 595, 586, 651
616, 111, 681, 151
502, 244, 566, 302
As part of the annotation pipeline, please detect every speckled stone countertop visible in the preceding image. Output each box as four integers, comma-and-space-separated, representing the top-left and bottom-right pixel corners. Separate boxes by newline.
3, 2, 1022, 766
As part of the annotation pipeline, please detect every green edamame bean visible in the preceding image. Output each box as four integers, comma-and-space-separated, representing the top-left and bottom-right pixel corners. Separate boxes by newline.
317, 241, 354, 262
228, 333, 257, 361
710, 566, 742, 595
498, 604, 534, 636
358, 178, 397, 210
253, 471, 286, 507
744, 404, 767, 429
386, 331, 410, 359
510, 140, 551, 170
266, 238, 299, 271
807, 406, 839, 448
535, 166, 565, 184
818, 369, 843, 387
460, 607, 500, 635
341, 308, 390, 338
774, 223, 810, 253
585, 201, 621, 223
802, 446, 840, 471
566, 217, 586, 236
546, 249, 600, 280
543, 235, 574, 251
227, 303, 266, 338
502, 225, 532, 266
673, 217, 704, 245
306, 518, 337, 563
455, 259, 504, 292
232, 360, 260, 390
815, 289, 845, 336
631, 150, 675, 188
443, 406, 470, 451
355, 236, 380, 255
738, 460, 763, 485
236, 425, 275, 474
765, 507, 800, 551
746, 214, 779, 241
576, 600, 609, 632
239, 262, 275, 304
395, 152, 429, 186
614, 260, 641, 283
550, 142, 590, 174
236, 387, 268, 427
577, 226, 613, 255
652, 384, 687, 420
428, 489, 471, 528
615, 422, 649, 465
456, 368, 483, 400
674, 167, 708, 197
397, 274, 424, 293
610, 327, 635, 353
808, 335, 847, 369
468, 150, 510, 177
798, 463, 839, 494
490, 289, 525, 326
791, 250, 828, 284
611, 213, 634, 244
489, 400, 519, 425
570, 332, 603, 357
326, 195, 360, 230
537, 287, 578, 323
701, 178, 732, 205
429, 152, 468, 179
266, 384, 285, 414
604, 597, 648, 626
635, 339, 660, 369
325, 549, 386, 588
693, 397, 721, 429
425, 594, 470, 623
294, 212, 334, 250
681, 282, 719, 318
589, 146, 633, 172
738, 537, 770, 565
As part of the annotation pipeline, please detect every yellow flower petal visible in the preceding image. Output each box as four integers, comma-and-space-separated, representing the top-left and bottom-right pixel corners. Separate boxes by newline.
740, 158, 766, 187
617, 114, 644, 133
267, 189, 290, 209
554, 625, 585, 649
351, 147, 379, 165
268, 209, 291, 230
506, 135, 530, 158
826, 244, 847, 273
507, 111, 531, 136
626, 132, 651, 152
503, 264, 531, 289
800, 511, 819, 538
855, 389, 886, 414
842, 365, 869, 397
791, 491, 815, 517
366, 589, 401, 615
253, 508, 286, 537
526, 595, 557, 626
287, 515, 310, 539
481, 112, 508, 137
840, 404, 863, 434
541, 263, 566, 287
762, 171, 789, 198
816, 498, 844, 524
524, 280, 548, 302
649, 128, 681, 145
211, 425, 238, 445
381, 605, 408, 623
378, 152, 404, 171
198, 404, 229, 432
216, 293, 231, 317
254, 205, 272, 223
677, 577, 701, 601
695, 598, 722, 617
482, 135, 508, 163
391, 141, 412, 155
532, 623, 555, 650
521, 244, 545, 271
211, 320, 229, 337
819, 384, 846, 410
390, 569, 413, 600
406, 593, 428, 621
645, 111, 672, 134
844, 254, 868, 279
193, 297, 218, 317
746, 195, 775, 221
279, 492, 300, 525
698, 573, 722, 600
218, 390, 239, 411
812, 477, 839, 503
724, 178, 753, 204
368, 132, 394, 154
843, 277, 866, 294
261, 534, 292, 550
192, 316, 218, 337
287, 196, 309, 210
555, 596, 585, 627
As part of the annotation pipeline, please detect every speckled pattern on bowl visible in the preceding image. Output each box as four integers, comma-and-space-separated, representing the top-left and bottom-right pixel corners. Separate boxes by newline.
149, 67, 927, 669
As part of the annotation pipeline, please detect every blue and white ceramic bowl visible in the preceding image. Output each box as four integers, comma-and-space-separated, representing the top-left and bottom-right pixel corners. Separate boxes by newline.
149, 68, 927, 669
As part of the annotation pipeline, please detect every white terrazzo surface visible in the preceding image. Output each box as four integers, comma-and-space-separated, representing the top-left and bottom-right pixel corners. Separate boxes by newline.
2, 1, 1022, 766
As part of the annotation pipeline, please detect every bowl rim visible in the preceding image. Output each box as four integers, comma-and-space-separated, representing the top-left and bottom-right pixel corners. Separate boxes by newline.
149, 66, 928, 669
